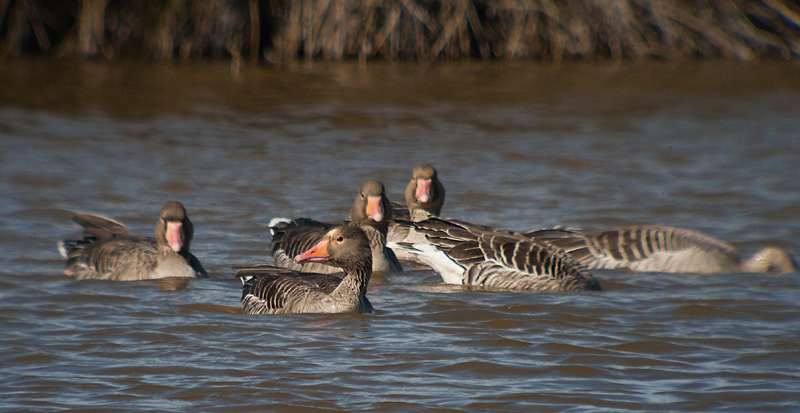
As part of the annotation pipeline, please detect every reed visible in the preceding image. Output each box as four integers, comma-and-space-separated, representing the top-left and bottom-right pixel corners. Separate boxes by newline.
1, 0, 799, 61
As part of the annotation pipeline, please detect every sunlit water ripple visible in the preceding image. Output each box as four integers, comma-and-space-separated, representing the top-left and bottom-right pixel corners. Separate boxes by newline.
1, 60, 799, 411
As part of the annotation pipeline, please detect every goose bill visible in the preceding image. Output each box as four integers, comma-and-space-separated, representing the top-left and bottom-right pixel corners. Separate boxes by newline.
166, 222, 185, 252
415, 178, 432, 203
365, 196, 384, 222
295, 239, 330, 263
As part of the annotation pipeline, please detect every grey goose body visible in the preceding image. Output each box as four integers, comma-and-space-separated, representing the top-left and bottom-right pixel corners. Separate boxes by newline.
237, 226, 374, 315
392, 217, 601, 292
526, 225, 797, 275
270, 180, 402, 274
59, 201, 207, 281
388, 164, 446, 263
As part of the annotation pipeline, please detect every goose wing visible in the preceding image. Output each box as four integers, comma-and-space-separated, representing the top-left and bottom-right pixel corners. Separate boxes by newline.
579, 225, 740, 273
387, 217, 493, 269
395, 218, 600, 291
464, 232, 600, 291
269, 218, 340, 273
60, 213, 139, 264
413, 217, 494, 246
390, 201, 410, 221
68, 237, 161, 280
236, 265, 343, 314
72, 213, 133, 240
524, 227, 602, 267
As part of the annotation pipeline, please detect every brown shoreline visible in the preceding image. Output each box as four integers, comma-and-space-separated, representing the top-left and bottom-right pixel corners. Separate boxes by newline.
1, 0, 800, 64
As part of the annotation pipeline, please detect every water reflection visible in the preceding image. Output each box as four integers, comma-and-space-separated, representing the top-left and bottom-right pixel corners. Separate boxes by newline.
155, 277, 192, 291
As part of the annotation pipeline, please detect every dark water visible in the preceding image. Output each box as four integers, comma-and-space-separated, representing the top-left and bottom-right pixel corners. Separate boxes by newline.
1, 59, 800, 411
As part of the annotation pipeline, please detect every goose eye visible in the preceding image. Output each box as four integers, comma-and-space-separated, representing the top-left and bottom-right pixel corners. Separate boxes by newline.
336, 236, 344, 242
360, 193, 365, 199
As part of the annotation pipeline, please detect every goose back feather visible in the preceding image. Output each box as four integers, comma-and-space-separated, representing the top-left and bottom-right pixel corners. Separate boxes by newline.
395, 218, 601, 291
526, 225, 797, 274
269, 218, 336, 273
269, 180, 402, 273
238, 226, 374, 315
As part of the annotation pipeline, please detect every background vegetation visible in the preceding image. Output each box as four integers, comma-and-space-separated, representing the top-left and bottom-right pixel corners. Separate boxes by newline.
2, 0, 800, 63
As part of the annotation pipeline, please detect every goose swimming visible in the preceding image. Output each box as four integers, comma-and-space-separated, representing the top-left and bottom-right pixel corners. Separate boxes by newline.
270, 180, 402, 273
392, 217, 602, 292
526, 225, 797, 275
59, 201, 207, 281
237, 226, 374, 315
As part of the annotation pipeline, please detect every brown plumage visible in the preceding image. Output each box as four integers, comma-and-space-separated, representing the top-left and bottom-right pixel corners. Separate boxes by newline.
526, 225, 797, 275
392, 163, 446, 222
389, 164, 447, 264
270, 180, 402, 273
59, 201, 207, 281
237, 226, 374, 315
392, 217, 601, 292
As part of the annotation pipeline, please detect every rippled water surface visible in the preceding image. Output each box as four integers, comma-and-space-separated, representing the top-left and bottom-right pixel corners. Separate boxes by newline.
2, 60, 800, 411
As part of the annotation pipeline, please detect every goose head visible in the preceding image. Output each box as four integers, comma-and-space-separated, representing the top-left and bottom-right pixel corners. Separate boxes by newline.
155, 201, 194, 255
742, 247, 797, 274
405, 163, 445, 219
350, 180, 392, 228
295, 226, 373, 271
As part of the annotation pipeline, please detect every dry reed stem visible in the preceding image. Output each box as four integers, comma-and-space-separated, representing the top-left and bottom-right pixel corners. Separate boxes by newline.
1, 0, 53, 57
77, 0, 107, 57
1, 0, 798, 61
466, 0, 489, 58
249, 0, 260, 62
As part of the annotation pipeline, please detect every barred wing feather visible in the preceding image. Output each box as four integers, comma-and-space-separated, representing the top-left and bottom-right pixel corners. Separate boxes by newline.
398, 218, 601, 291
237, 265, 343, 315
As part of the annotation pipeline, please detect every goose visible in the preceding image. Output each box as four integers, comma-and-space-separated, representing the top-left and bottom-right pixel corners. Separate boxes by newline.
388, 164, 446, 263
237, 226, 374, 315
391, 163, 446, 221
59, 201, 207, 281
392, 217, 602, 292
270, 180, 402, 274
525, 225, 797, 275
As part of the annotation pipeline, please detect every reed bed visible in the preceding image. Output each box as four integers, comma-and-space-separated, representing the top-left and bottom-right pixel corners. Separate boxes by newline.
2, 0, 799, 62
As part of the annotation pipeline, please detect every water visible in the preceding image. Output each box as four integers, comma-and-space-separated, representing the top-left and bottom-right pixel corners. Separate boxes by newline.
1, 59, 800, 411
